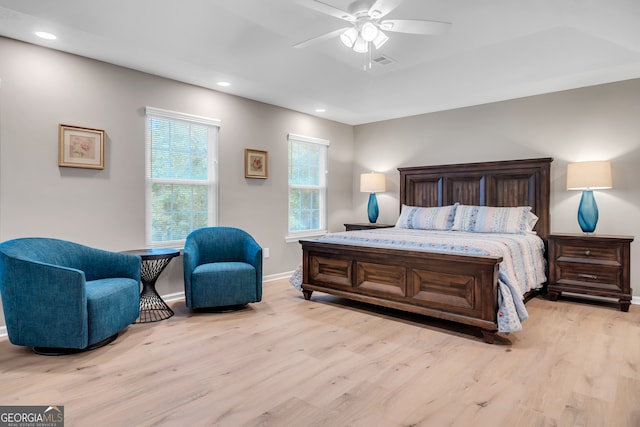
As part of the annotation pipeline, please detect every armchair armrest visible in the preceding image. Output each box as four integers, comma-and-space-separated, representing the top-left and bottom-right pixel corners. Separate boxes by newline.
183, 239, 201, 272
1, 256, 89, 348
243, 239, 263, 280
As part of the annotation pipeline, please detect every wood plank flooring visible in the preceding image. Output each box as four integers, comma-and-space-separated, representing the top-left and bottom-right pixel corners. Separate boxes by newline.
1, 279, 639, 426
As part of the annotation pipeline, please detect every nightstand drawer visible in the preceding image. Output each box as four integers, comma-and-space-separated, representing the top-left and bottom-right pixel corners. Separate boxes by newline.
555, 241, 622, 265
554, 262, 622, 292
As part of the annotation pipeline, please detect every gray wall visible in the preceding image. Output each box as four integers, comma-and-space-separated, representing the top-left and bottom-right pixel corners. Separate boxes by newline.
353, 79, 640, 297
0, 37, 354, 327
2, 36, 640, 330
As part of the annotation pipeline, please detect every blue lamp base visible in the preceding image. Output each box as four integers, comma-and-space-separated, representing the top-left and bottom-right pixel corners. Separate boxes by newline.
577, 190, 598, 233
367, 193, 379, 223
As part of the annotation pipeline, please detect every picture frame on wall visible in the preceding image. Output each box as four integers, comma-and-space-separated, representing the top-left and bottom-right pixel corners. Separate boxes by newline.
58, 124, 105, 169
245, 148, 268, 179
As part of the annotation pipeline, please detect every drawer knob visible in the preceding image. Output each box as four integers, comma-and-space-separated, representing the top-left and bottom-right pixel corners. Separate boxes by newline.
584, 250, 591, 256
578, 273, 597, 280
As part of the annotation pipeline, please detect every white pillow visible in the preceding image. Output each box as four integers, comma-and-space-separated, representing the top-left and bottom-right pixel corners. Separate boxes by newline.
527, 211, 539, 232
451, 205, 532, 234
395, 204, 458, 230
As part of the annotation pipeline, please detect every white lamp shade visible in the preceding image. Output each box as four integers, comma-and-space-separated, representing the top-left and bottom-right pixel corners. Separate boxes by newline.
567, 161, 613, 190
360, 173, 386, 193
372, 30, 389, 49
361, 22, 378, 42
352, 36, 369, 53
340, 27, 358, 47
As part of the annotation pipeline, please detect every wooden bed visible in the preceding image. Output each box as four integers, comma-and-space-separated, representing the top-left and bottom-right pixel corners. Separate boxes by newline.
299, 157, 552, 343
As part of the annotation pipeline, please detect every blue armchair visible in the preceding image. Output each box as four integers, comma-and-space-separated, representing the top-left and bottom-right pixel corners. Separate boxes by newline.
0, 238, 141, 354
183, 227, 262, 309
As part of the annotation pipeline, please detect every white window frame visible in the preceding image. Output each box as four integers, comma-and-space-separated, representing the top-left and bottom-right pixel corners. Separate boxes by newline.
145, 106, 220, 247
286, 133, 329, 243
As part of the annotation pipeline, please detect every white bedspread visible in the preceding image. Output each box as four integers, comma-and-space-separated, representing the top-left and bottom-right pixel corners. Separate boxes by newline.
291, 228, 546, 333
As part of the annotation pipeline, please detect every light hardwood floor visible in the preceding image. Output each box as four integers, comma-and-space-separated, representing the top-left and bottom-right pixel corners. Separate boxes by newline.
1, 279, 639, 427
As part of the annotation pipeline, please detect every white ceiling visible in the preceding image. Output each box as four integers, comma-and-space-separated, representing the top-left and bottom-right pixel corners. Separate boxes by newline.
1, 0, 640, 125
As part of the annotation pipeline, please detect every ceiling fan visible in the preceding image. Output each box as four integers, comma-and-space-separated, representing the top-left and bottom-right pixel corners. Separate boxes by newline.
294, 0, 452, 57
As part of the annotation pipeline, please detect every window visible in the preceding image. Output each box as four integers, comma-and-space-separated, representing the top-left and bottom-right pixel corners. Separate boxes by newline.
287, 133, 329, 241
145, 107, 219, 245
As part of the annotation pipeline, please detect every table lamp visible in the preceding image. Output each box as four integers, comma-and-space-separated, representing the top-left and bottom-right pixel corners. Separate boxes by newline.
360, 172, 386, 223
566, 160, 612, 233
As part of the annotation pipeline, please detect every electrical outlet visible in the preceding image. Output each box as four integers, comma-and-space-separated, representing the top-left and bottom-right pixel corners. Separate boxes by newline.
264, 248, 270, 258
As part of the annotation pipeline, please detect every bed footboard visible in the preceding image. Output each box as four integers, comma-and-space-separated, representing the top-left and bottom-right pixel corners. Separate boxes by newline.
301, 240, 502, 342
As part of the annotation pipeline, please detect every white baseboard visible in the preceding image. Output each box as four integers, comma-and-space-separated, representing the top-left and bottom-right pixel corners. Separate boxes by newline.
264, 270, 296, 282
162, 292, 185, 303
562, 292, 640, 307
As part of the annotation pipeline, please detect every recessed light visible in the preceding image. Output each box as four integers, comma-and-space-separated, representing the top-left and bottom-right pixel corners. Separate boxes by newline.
35, 31, 57, 40
315, 108, 326, 113
217, 81, 231, 87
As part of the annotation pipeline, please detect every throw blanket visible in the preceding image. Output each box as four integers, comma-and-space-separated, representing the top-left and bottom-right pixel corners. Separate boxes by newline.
290, 228, 546, 333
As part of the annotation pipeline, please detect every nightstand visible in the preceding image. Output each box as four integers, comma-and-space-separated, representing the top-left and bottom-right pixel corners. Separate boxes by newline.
344, 223, 394, 231
547, 233, 634, 311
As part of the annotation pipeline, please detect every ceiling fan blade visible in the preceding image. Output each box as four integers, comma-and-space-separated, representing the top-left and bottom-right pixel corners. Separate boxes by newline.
305, 0, 357, 22
381, 19, 452, 35
368, 0, 404, 19
293, 27, 349, 48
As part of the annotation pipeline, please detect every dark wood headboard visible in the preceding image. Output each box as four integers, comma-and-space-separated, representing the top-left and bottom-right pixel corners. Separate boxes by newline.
398, 157, 553, 239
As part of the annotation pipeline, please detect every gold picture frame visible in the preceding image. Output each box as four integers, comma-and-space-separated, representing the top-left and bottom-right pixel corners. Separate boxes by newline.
245, 148, 268, 179
58, 124, 105, 169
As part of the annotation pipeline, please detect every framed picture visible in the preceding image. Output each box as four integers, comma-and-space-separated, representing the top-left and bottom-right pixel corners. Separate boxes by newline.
58, 124, 105, 169
245, 148, 268, 179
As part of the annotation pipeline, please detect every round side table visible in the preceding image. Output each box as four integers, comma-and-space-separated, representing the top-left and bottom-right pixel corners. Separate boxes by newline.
124, 248, 180, 323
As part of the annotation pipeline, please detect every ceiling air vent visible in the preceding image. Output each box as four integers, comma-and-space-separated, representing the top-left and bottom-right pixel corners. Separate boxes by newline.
372, 55, 395, 65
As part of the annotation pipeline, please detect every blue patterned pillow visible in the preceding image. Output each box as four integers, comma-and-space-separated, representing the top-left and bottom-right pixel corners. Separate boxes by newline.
395, 204, 458, 230
451, 205, 532, 234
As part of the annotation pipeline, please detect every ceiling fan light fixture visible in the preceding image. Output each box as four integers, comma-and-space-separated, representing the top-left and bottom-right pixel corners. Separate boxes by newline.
340, 27, 358, 47
352, 36, 369, 53
372, 30, 389, 49
360, 22, 378, 42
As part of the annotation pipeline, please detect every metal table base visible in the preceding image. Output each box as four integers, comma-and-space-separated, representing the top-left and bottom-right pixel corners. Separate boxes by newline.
124, 248, 180, 324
